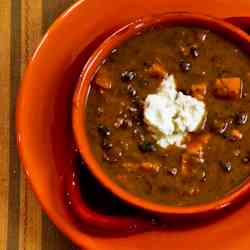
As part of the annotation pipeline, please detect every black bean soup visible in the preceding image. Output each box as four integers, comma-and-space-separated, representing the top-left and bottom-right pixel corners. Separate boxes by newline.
86, 26, 250, 206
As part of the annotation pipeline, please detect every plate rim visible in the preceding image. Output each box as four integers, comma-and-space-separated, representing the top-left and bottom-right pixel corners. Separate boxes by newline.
15, 0, 250, 248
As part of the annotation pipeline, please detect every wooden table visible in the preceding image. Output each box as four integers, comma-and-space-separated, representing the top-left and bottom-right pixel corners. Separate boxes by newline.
0, 0, 79, 249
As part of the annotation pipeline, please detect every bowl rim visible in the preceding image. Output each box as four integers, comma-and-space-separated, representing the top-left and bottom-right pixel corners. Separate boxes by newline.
73, 12, 250, 216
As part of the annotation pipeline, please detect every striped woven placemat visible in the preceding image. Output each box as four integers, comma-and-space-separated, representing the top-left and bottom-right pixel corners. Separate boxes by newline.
0, 0, 79, 249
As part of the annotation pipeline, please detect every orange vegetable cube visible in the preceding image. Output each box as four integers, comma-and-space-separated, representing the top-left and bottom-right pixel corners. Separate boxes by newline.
181, 133, 211, 174
140, 162, 160, 173
191, 82, 207, 100
122, 162, 138, 172
214, 77, 242, 99
228, 129, 242, 141
94, 67, 112, 89
187, 133, 211, 156
181, 153, 190, 177
147, 63, 167, 78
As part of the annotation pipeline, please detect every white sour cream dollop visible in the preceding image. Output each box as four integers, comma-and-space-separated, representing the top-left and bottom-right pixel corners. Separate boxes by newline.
144, 75, 206, 148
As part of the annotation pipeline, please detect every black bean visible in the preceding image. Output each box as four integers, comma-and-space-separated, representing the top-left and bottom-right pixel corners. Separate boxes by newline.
210, 118, 228, 134
101, 139, 113, 150
96, 106, 103, 116
233, 149, 241, 157
103, 148, 122, 163
143, 61, 150, 67
234, 112, 248, 125
97, 124, 111, 137
128, 106, 138, 113
115, 116, 133, 129
199, 30, 209, 42
132, 97, 144, 111
121, 71, 136, 82
168, 168, 178, 176
219, 161, 232, 173
133, 128, 145, 141
138, 142, 156, 153
223, 129, 242, 142
242, 157, 250, 164
200, 171, 206, 182
190, 46, 199, 58
122, 119, 133, 128
201, 171, 206, 178
133, 113, 144, 125
227, 135, 238, 142
127, 84, 137, 97
139, 134, 145, 142
103, 152, 118, 163
114, 117, 124, 128
222, 131, 230, 140
201, 177, 207, 182
122, 113, 128, 119
179, 89, 190, 95
179, 60, 192, 72
111, 48, 117, 54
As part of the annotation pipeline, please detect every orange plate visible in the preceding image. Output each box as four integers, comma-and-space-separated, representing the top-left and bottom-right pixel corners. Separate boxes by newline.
16, 0, 250, 249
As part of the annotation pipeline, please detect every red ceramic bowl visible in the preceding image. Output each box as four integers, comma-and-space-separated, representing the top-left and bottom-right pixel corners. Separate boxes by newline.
73, 12, 250, 218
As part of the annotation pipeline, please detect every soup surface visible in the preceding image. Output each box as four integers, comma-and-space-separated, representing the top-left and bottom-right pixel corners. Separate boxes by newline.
86, 26, 250, 206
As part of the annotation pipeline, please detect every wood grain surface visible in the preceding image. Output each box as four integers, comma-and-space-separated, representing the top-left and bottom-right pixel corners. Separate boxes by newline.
0, 0, 80, 249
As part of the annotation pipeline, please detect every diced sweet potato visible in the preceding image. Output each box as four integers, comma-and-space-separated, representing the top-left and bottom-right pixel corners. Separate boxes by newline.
122, 161, 160, 173
227, 129, 243, 141
187, 133, 211, 156
140, 162, 160, 173
94, 67, 112, 89
147, 63, 167, 78
213, 77, 242, 99
187, 143, 203, 157
122, 162, 138, 172
191, 82, 207, 100
180, 133, 211, 177
181, 153, 190, 177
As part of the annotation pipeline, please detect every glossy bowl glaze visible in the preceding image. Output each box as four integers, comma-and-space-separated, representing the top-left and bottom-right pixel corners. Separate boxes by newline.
73, 12, 250, 218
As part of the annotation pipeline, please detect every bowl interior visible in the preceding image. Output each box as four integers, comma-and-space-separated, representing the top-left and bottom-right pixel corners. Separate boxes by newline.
73, 12, 250, 216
